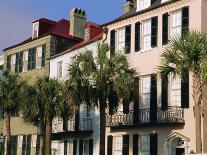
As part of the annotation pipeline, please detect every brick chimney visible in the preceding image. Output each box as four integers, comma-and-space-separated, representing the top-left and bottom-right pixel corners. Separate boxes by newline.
69, 8, 86, 39
124, 0, 135, 13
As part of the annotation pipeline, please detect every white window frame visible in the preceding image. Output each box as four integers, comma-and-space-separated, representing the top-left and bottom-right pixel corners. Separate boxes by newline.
170, 75, 181, 107
171, 10, 182, 38
32, 22, 39, 39
142, 20, 152, 51
67, 141, 73, 155
36, 46, 43, 69
139, 134, 150, 155
11, 54, 16, 65
113, 136, 123, 155
23, 50, 28, 72
57, 61, 63, 79
140, 76, 151, 109
137, 0, 151, 11
117, 27, 125, 52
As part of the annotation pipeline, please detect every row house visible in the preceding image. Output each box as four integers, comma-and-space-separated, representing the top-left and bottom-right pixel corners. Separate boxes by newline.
103, 0, 207, 155
1, 8, 90, 155
49, 20, 103, 155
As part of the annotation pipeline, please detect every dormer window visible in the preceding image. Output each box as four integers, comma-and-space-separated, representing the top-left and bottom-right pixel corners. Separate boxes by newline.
137, 0, 151, 11
32, 22, 39, 39
85, 28, 90, 41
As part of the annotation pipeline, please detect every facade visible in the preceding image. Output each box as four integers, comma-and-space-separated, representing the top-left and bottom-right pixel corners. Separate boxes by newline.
103, 0, 207, 155
49, 22, 103, 155
1, 8, 88, 155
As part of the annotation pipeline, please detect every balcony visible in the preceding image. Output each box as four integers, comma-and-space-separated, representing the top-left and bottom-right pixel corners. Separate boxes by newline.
52, 117, 93, 133
52, 117, 93, 140
106, 106, 184, 128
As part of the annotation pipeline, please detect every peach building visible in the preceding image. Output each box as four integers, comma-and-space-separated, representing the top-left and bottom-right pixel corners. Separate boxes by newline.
103, 0, 207, 155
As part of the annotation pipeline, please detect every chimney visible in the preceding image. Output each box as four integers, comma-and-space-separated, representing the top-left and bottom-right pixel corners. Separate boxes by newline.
69, 8, 86, 39
124, 0, 135, 13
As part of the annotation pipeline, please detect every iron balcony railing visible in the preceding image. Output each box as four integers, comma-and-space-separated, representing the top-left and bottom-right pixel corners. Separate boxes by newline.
52, 117, 93, 133
106, 106, 184, 127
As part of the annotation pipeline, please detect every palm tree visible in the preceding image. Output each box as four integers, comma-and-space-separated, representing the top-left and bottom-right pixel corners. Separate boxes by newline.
0, 70, 22, 155
21, 77, 68, 155
159, 31, 207, 153
67, 43, 136, 155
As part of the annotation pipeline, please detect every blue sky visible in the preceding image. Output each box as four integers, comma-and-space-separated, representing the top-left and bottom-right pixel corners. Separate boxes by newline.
0, 0, 125, 52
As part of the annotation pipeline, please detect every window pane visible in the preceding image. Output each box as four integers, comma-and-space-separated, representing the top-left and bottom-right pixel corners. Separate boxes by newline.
171, 76, 181, 106
113, 136, 123, 155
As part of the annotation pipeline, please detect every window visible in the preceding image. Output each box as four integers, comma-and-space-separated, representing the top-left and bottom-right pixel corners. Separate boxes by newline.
28, 48, 36, 70
139, 134, 150, 155
67, 141, 73, 155
141, 76, 151, 109
11, 54, 16, 66
143, 20, 151, 51
35, 135, 40, 155
171, 10, 182, 37
171, 75, 181, 106
57, 61, 63, 78
137, 0, 150, 11
32, 22, 39, 39
117, 28, 125, 52
23, 50, 29, 72
15, 52, 23, 73
113, 136, 123, 155
36, 46, 43, 69
83, 140, 89, 155
22, 135, 31, 155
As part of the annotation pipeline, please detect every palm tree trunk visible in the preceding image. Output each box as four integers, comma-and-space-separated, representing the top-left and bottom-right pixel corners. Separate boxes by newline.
203, 112, 207, 152
5, 111, 11, 155
39, 120, 45, 155
192, 75, 202, 153
45, 114, 52, 155
99, 98, 106, 155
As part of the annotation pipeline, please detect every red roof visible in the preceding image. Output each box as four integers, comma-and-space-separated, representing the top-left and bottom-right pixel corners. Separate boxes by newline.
4, 18, 82, 51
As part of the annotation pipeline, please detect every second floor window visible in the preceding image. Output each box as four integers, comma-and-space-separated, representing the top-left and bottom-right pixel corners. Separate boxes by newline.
57, 61, 63, 79
15, 52, 23, 73
23, 50, 29, 72
143, 20, 151, 51
28, 48, 36, 70
117, 28, 125, 52
171, 10, 182, 37
36, 46, 43, 69
141, 76, 151, 109
22, 135, 31, 155
113, 136, 123, 155
171, 75, 181, 106
139, 134, 150, 155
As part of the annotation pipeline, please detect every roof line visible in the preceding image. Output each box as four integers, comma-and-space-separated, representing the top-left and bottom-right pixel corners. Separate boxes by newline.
102, 0, 178, 26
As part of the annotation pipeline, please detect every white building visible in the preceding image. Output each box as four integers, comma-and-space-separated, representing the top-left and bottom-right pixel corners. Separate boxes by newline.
49, 22, 103, 155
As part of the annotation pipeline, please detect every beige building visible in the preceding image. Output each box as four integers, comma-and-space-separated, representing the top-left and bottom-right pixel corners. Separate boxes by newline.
103, 0, 207, 155
2, 8, 87, 155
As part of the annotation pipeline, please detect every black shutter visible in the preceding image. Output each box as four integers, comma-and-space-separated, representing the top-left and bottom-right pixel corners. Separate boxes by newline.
125, 25, 131, 54
162, 13, 169, 45
133, 134, 139, 155
73, 140, 77, 155
151, 16, 158, 48
123, 100, 129, 114
32, 48, 36, 69
133, 77, 140, 125
89, 139, 93, 155
161, 77, 168, 110
107, 136, 113, 155
150, 74, 157, 123
181, 71, 189, 108
7, 55, 11, 71
182, 6, 189, 35
22, 135, 26, 155
42, 44, 46, 67
15, 53, 19, 73
64, 141, 67, 155
26, 135, 31, 155
19, 51, 23, 73
110, 30, 116, 56
36, 135, 40, 155
135, 22, 141, 52
79, 139, 83, 155
150, 133, 158, 155
122, 135, 129, 155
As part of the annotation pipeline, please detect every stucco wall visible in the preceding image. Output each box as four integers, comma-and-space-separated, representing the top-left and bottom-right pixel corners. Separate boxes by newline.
105, 0, 203, 154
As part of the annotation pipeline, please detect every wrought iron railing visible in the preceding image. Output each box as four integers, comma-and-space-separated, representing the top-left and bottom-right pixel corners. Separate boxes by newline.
106, 106, 184, 127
